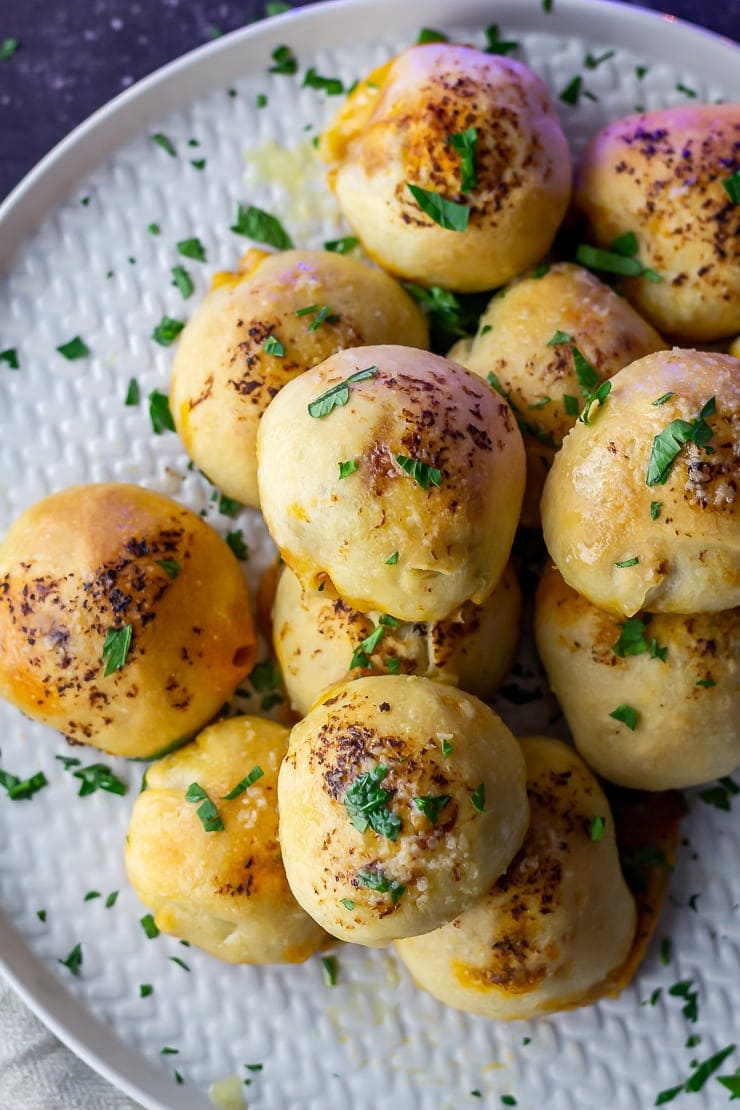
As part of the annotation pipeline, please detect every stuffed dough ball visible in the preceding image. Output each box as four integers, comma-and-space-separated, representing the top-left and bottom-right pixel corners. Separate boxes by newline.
395, 736, 636, 1019
258, 345, 525, 623
0, 484, 256, 757
449, 262, 665, 526
125, 717, 328, 963
575, 105, 740, 342
318, 44, 571, 292
278, 675, 529, 946
535, 562, 739, 790
272, 561, 521, 715
170, 249, 429, 508
541, 350, 740, 617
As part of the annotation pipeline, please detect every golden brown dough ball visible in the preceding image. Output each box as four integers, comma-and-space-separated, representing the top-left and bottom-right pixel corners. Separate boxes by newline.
319, 44, 571, 292
395, 736, 636, 1019
170, 249, 429, 508
541, 349, 740, 617
257, 345, 525, 623
449, 262, 665, 526
0, 484, 256, 757
278, 675, 529, 946
730, 336, 740, 359
575, 105, 740, 342
535, 563, 739, 790
272, 562, 521, 716
125, 717, 328, 963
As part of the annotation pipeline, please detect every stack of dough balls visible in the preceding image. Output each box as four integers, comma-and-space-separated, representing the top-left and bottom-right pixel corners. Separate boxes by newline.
170, 248, 428, 508
125, 716, 328, 963
539, 349, 740, 789
0, 484, 256, 758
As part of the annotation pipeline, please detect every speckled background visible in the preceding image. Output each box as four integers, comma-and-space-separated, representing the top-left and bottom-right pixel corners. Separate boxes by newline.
0, 0, 737, 202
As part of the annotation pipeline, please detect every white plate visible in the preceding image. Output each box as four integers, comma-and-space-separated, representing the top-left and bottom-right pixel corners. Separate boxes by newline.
0, 2, 738, 1108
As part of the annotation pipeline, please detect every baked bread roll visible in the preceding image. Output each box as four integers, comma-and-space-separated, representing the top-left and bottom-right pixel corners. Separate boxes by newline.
278, 675, 529, 946
272, 562, 521, 716
0, 484, 256, 757
448, 262, 665, 526
575, 105, 740, 342
319, 44, 571, 292
541, 349, 740, 616
535, 563, 739, 790
395, 736, 636, 1019
170, 249, 428, 508
257, 345, 525, 622
125, 716, 327, 963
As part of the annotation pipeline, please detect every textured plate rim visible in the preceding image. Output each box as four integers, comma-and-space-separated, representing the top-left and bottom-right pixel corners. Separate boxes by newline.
0, 1, 738, 1106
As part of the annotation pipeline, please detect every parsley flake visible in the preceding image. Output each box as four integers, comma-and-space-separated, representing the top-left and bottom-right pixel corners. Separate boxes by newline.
722, 172, 740, 204
441, 736, 453, 758
652, 392, 675, 406
57, 336, 89, 360
156, 559, 181, 579
149, 389, 176, 433
307, 365, 377, 418
124, 377, 139, 405
660, 937, 672, 965
217, 492, 242, 516
470, 783, 486, 812
395, 455, 442, 489
0, 768, 48, 801
1, 348, 19, 369
226, 529, 249, 561
615, 557, 639, 568
385, 551, 399, 565
0, 37, 18, 60
72, 763, 127, 797
151, 133, 176, 157
344, 764, 401, 839
668, 979, 699, 1023
609, 704, 639, 730
324, 236, 359, 254
185, 782, 224, 831
231, 203, 293, 249
577, 242, 662, 282
101, 625, 132, 676
340, 898, 355, 911
269, 44, 297, 75
338, 459, 358, 479
449, 128, 478, 192
406, 183, 469, 231
584, 49, 615, 69
699, 777, 738, 812
140, 914, 159, 938
263, 335, 285, 356
171, 265, 194, 299
248, 659, 281, 694
223, 766, 264, 800
37, 909, 47, 922
105, 891, 119, 908
356, 867, 405, 903
650, 501, 662, 520
484, 24, 519, 55
151, 317, 185, 347
416, 27, 448, 43
676, 82, 697, 98
84, 891, 101, 902
59, 942, 83, 976
266, 1, 292, 14
190, 158, 206, 170
303, 68, 344, 95
589, 816, 606, 842
414, 794, 450, 824
321, 955, 339, 986
177, 237, 207, 262
646, 397, 716, 486
559, 76, 583, 105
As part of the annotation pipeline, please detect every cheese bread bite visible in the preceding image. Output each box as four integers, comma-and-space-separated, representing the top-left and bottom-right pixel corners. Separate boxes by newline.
449, 262, 665, 525
278, 676, 529, 946
0, 484, 256, 757
535, 563, 740, 790
541, 349, 740, 617
272, 562, 521, 716
125, 717, 327, 963
395, 736, 636, 1019
258, 345, 525, 623
170, 249, 428, 508
319, 44, 571, 292
575, 105, 740, 342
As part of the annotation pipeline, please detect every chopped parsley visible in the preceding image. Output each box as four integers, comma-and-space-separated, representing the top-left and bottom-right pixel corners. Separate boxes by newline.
324, 236, 359, 254
470, 783, 485, 812
441, 736, 453, 758
37, 909, 47, 922
1, 348, 19, 369
636, 64, 648, 79
72, 763, 127, 797
542, 0, 553, 10
559, 76, 583, 105
256, 93, 268, 108
0, 768, 48, 801
303, 67, 344, 95
344, 764, 401, 839
307, 365, 377, 418
269, 44, 297, 75
501, 1099, 517, 1107
161, 1046, 179, 1055
84, 891, 101, 902
395, 455, 442, 489
696, 679, 716, 688
613, 617, 654, 657
584, 49, 615, 68
248, 659, 281, 693
101, 625, 132, 676
302, 304, 339, 331
156, 558, 181, 579
385, 551, 399, 565
484, 24, 519, 55
263, 334, 285, 356
124, 377, 139, 405
676, 82, 697, 98
340, 898, 355, 911
0, 37, 18, 60
321, 955, 339, 986
177, 237, 206, 262
169, 956, 190, 971
222, 766, 264, 800
722, 172, 740, 204
655, 1044, 737, 1104
414, 794, 450, 824
151, 133, 176, 157
589, 816, 606, 842
151, 317, 185, 347
449, 128, 478, 192
660, 937, 672, 966
356, 867, 405, 903
231, 203, 293, 249
668, 979, 699, 1022
646, 396, 715, 486
406, 184, 469, 232
148, 389, 176, 434
699, 776, 738, 812
650, 501, 662, 520
717, 1075, 740, 1098
140, 914, 159, 938
417, 27, 448, 43
105, 891, 119, 908
338, 459, 358, 479
652, 392, 675, 406
171, 265, 193, 299
56, 336, 90, 360
190, 158, 206, 170
218, 492, 242, 516
266, 1, 292, 14
609, 704, 639, 730
386, 656, 401, 674
226, 529, 249, 560
546, 332, 610, 424
615, 557, 639, 568
184, 782, 225, 832
59, 942, 83, 976
576, 240, 662, 282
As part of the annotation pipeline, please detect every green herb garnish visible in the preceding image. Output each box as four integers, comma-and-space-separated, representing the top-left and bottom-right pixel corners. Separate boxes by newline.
385, 551, 399, 565
650, 501, 662, 520
72, 763, 127, 796
356, 867, 405, 903
615, 557, 639, 568
156, 559, 181, 579
269, 44, 297, 75
217, 493, 242, 516
722, 172, 740, 204
338, 459, 358, 479
84, 891, 101, 902
416, 28, 448, 44
185, 782, 225, 831
344, 764, 400, 839
576, 241, 662, 282
223, 766, 264, 800
323, 236, 359, 253
406, 184, 469, 231
414, 794, 451, 824
646, 396, 715, 486
484, 24, 519, 55
59, 942, 83, 976
171, 265, 193, 299
589, 816, 606, 842
248, 659, 281, 693
140, 913, 160, 938
57, 336, 90, 360
176, 237, 206, 261
226, 529, 249, 561
584, 49, 615, 68
231, 203, 293, 248
169, 956, 190, 971
151, 133, 176, 156
0, 38, 18, 61
395, 455, 442, 489
559, 76, 582, 105
652, 392, 674, 406
307, 365, 377, 418
699, 776, 738, 812
148, 390, 176, 433
105, 891, 118, 908
263, 335, 285, 356
441, 736, 453, 758
449, 128, 478, 192
151, 317, 185, 347
321, 955, 339, 986
101, 625, 132, 676
609, 704, 639, 730
303, 67, 344, 95
124, 377, 139, 405
340, 898, 355, 911
266, 1, 292, 14
0, 768, 48, 801
470, 783, 485, 812
1, 348, 19, 368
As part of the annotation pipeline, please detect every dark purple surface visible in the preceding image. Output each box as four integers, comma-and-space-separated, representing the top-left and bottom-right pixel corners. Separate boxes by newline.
0, 0, 737, 202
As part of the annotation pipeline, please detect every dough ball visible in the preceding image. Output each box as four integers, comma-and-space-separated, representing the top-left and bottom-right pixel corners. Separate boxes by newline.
535, 562, 739, 790
395, 736, 636, 1019
278, 675, 529, 946
541, 349, 740, 616
0, 484, 256, 757
125, 717, 327, 963
449, 262, 665, 526
319, 44, 571, 292
729, 336, 740, 359
575, 105, 740, 342
257, 345, 525, 622
272, 562, 521, 716
170, 249, 429, 508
